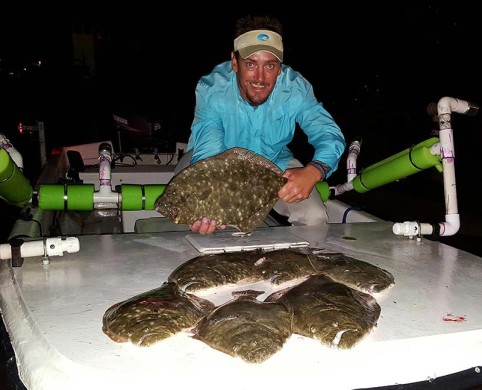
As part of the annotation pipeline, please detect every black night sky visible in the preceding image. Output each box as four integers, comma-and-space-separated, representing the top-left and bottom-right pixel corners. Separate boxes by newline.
3, 7, 481, 137
1, 4, 482, 248
2, 5, 481, 154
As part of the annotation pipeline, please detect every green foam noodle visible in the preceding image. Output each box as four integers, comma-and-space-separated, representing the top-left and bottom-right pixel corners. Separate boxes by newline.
315, 182, 330, 202
120, 184, 166, 210
353, 137, 442, 193
0, 149, 33, 207
39, 184, 94, 210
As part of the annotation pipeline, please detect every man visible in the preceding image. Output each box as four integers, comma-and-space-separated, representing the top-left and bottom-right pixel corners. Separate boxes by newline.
177, 15, 346, 234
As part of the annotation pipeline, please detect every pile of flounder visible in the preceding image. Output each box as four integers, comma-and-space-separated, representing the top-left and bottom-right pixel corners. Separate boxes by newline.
103, 248, 394, 363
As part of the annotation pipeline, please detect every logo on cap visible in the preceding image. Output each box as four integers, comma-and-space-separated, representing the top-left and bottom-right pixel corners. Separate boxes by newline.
257, 33, 270, 41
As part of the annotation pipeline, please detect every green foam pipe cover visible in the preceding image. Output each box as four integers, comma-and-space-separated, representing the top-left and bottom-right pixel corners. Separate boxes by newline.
39, 184, 94, 210
0, 148, 33, 207
352, 137, 441, 193
120, 184, 166, 210
315, 182, 330, 202
67, 184, 95, 210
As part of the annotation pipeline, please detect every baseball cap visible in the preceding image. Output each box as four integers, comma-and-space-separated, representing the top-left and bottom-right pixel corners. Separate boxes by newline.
234, 29, 283, 62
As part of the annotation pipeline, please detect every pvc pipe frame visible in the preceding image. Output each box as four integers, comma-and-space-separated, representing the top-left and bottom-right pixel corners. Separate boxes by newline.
392, 96, 479, 237
331, 96, 477, 238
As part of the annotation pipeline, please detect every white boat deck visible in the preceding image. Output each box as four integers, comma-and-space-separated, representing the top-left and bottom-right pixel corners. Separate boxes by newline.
1, 222, 481, 390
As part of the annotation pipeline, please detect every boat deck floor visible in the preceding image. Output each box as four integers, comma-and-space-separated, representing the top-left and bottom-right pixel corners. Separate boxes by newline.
1, 223, 482, 389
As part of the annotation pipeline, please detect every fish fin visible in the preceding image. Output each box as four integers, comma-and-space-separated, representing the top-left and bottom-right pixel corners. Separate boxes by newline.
237, 206, 272, 233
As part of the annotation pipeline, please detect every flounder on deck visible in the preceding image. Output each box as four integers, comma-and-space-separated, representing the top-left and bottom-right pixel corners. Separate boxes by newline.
154, 147, 287, 233
168, 251, 264, 292
102, 282, 215, 346
255, 248, 394, 293
309, 251, 395, 293
193, 290, 293, 363
265, 274, 381, 349
253, 248, 320, 285
169, 248, 394, 294
103, 249, 394, 360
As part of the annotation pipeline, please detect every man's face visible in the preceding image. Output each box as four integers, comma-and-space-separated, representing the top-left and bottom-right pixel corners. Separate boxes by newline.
231, 51, 281, 106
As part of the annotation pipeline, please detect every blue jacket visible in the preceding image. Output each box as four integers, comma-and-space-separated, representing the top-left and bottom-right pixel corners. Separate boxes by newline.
187, 61, 345, 177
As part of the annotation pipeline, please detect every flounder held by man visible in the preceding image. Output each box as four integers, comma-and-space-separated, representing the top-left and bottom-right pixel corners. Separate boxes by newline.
102, 282, 215, 346
154, 147, 287, 233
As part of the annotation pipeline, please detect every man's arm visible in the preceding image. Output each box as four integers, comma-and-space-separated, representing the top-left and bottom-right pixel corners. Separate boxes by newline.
296, 83, 346, 178
188, 83, 225, 164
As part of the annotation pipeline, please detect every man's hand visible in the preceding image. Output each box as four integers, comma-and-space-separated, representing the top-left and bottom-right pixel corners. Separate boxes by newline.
190, 217, 226, 235
278, 165, 322, 203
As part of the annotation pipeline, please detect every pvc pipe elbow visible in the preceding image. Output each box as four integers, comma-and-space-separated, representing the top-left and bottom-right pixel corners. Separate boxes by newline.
333, 181, 354, 196
439, 214, 460, 236
437, 96, 478, 116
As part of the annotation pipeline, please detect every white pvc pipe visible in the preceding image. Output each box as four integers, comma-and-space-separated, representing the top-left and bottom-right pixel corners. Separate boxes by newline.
0, 237, 80, 260
346, 140, 361, 182
439, 125, 457, 213
436, 98, 462, 236
94, 143, 120, 208
93, 186, 120, 205
332, 139, 361, 196
98, 143, 112, 187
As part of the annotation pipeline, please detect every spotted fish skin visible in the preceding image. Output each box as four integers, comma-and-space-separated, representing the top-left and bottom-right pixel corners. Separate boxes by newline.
168, 248, 395, 294
265, 274, 381, 349
154, 147, 287, 233
253, 248, 318, 285
310, 252, 395, 293
193, 290, 293, 363
168, 251, 264, 292
102, 282, 215, 347
254, 248, 395, 293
